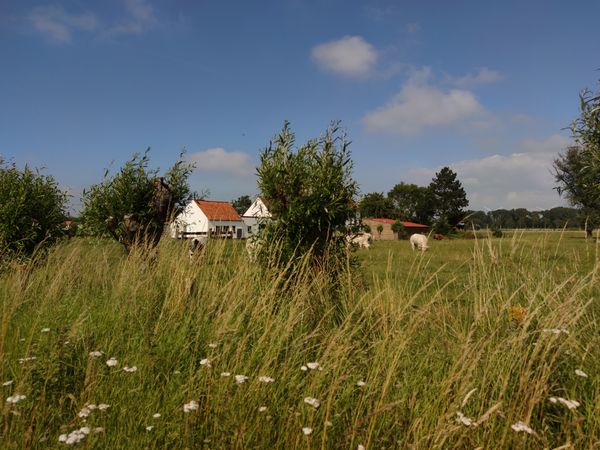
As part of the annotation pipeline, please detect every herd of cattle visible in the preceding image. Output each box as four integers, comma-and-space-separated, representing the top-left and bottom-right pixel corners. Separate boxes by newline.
188, 232, 434, 259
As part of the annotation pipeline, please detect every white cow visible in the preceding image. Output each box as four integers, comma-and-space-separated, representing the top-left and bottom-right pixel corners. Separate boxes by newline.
188, 236, 208, 259
346, 232, 372, 249
409, 233, 428, 251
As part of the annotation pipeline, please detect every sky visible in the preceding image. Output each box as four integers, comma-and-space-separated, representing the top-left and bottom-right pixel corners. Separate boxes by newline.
1, 0, 599, 214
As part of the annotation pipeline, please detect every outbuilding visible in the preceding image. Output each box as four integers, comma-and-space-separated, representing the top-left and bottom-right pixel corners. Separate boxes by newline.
362, 218, 431, 240
170, 200, 246, 239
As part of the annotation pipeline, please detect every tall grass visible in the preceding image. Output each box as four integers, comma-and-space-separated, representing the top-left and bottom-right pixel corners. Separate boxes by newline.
1, 233, 599, 449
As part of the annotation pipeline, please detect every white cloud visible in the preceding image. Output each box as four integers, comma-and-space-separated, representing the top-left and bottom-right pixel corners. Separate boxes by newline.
311, 36, 378, 78
406, 134, 572, 210
187, 148, 255, 176
29, 5, 99, 43
363, 71, 484, 135
444, 68, 503, 88
105, 0, 157, 37
29, 0, 157, 43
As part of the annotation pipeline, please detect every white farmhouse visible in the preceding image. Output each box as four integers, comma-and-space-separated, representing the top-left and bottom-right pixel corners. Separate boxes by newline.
242, 197, 271, 237
170, 200, 246, 239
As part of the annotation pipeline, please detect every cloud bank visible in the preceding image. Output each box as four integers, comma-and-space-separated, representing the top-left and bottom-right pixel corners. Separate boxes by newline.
187, 148, 255, 176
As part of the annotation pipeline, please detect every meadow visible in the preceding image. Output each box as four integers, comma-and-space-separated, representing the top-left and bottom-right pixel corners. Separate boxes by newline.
1, 231, 599, 449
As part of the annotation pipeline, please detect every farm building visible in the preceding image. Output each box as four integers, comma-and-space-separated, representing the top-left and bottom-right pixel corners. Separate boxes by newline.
363, 218, 431, 240
170, 200, 246, 239
242, 197, 272, 237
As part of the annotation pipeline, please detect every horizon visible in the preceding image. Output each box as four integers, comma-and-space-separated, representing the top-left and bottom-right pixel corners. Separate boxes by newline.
2, 0, 599, 214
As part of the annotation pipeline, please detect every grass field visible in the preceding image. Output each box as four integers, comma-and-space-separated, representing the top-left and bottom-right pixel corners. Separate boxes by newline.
1, 232, 599, 449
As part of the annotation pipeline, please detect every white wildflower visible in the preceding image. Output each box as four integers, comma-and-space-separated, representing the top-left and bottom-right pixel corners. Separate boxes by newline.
258, 406, 267, 413
153, 413, 161, 418
79, 427, 90, 435
542, 328, 569, 335
59, 426, 93, 445
307, 362, 322, 371
304, 397, 320, 409
325, 420, 333, 427
18, 356, 36, 363
358, 445, 366, 450
356, 380, 366, 387
549, 396, 580, 410
88, 351, 103, 358
146, 426, 154, 431
302, 427, 313, 435
97, 403, 110, 411
87, 404, 97, 410
106, 357, 118, 367
208, 342, 218, 348
183, 400, 199, 413
41, 328, 50, 333
511, 421, 534, 434
220, 372, 231, 377
123, 366, 138, 373
6, 394, 26, 404
200, 358, 211, 368
258, 376, 275, 383
300, 365, 308, 371
575, 369, 588, 378
235, 375, 249, 384
78, 407, 91, 418
173, 370, 181, 375
93, 427, 104, 434
2, 380, 14, 386
456, 411, 474, 427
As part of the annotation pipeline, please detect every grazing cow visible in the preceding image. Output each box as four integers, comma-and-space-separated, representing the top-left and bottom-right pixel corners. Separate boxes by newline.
410, 233, 429, 251
432, 233, 444, 240
346, 232, 372, 249
246, 236, 264, 262
189, 236, 208, 259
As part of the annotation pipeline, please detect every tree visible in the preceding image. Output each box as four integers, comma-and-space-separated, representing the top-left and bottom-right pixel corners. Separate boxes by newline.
391, 220, 406, 240
387, 182, 435, 224
554, 82, 600, 238
256, 121, 358, 270
429, 167, 469, 227
81, 149, 195, 252
232, 195, 252, 215
359, 192, 395, 219
0, 159, 68, 259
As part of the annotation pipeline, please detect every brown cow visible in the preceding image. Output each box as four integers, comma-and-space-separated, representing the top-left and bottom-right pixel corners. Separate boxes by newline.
432, 234, 444, 240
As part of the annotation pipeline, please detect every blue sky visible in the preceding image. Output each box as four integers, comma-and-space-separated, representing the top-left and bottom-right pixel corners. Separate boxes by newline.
1, 0, 599, 214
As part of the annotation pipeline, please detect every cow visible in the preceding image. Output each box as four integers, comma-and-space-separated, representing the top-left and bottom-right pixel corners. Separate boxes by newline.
346, 232, 372, 249
432, 233, 444, 240
189, 236, 208, 259
410, 233, 428, 251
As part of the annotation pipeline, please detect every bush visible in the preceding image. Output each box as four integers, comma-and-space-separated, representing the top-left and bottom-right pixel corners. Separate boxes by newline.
491, 227, 503, 238
0, 159, 67, 259
433, 219, 452, 235
391, 220, 406, 239
81, 149, 195, 253
256, 121, 358, 273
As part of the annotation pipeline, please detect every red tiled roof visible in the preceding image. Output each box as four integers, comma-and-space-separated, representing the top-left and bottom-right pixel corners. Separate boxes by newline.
195, 200, 242, 221
367, 218, 429, 228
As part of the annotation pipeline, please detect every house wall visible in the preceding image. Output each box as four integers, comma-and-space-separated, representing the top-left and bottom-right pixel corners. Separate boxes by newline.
242, 198, 271, 237
171, 203, 246, 238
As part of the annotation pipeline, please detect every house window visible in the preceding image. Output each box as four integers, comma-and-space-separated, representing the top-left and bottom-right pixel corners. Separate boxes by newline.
247, 226, 252, 233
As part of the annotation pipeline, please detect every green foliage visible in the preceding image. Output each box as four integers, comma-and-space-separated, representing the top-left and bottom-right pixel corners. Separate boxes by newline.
362, 223, 371, 234
232, 195, 252, 215
359, 192, 395, 219
81, 149, 195, 252
391, 220, 406, 239
256, 121, 358, 270
0, 158, 67, 258
433, 218, 452, 235
388, 182, 435, 224
429, 166, 469, 227
376, 224, 384, 237
554, 82, 600, 237
491, 226, 503, 238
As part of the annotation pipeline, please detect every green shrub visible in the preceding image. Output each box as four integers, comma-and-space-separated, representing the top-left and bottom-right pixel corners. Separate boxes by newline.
0, 159, 67, 259
256, 121, 358, 273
